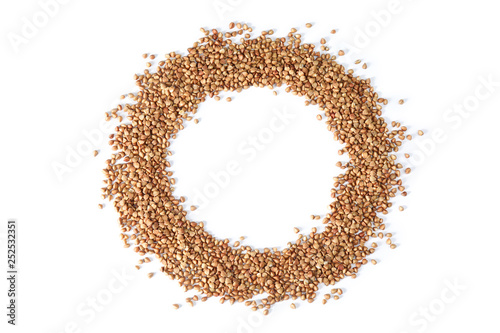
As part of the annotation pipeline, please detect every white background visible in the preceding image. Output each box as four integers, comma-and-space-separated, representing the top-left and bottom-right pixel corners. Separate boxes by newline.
1, 0, 500, 332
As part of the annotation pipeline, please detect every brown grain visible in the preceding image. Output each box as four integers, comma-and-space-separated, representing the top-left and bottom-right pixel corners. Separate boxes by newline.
101, 24, 413, 312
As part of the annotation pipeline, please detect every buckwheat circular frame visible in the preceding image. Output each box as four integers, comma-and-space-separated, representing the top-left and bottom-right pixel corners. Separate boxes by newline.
102, 25, 409, 310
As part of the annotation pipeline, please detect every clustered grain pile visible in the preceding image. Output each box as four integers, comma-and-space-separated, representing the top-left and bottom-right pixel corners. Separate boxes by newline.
101, 23, 410, 312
